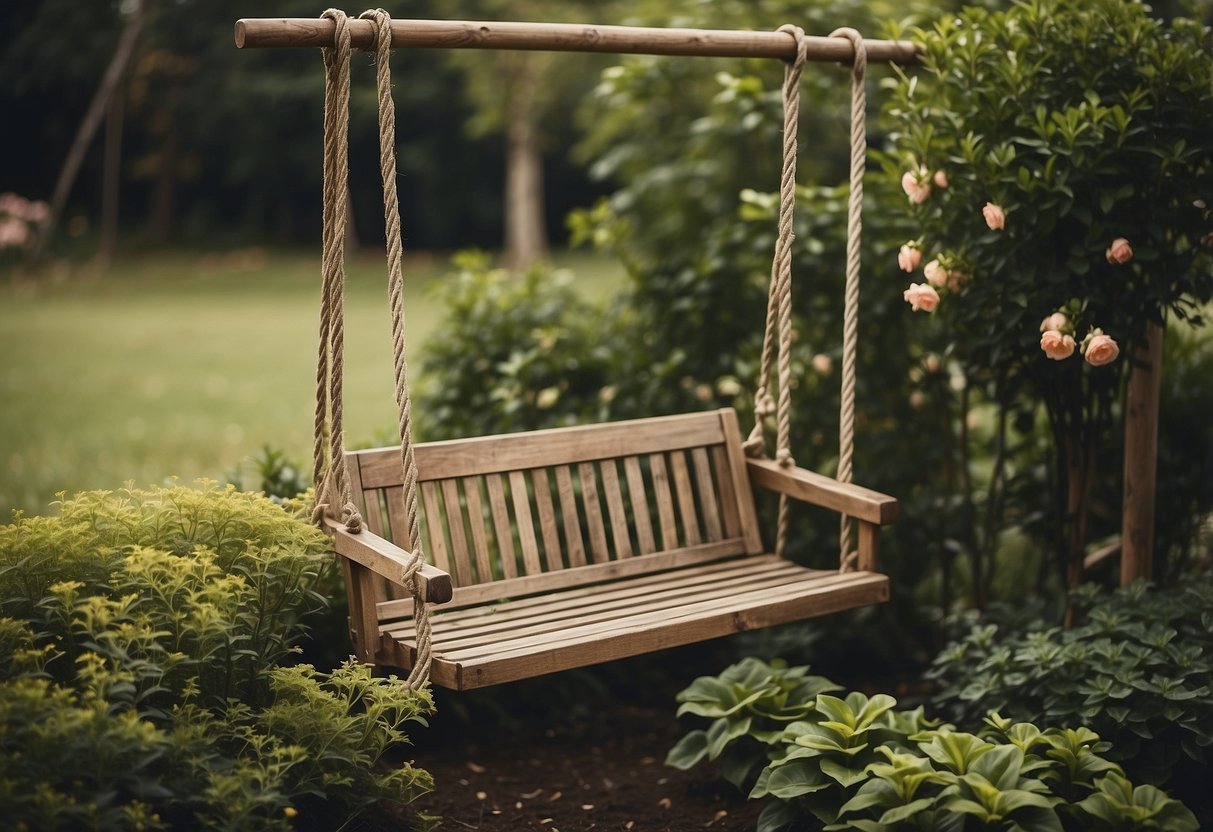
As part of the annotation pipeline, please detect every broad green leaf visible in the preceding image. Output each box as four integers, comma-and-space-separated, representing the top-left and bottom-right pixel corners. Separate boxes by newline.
820, 757, 870, 789
880, 798, 939, 826
665, 729, 709, 770
763, 758, 831, 800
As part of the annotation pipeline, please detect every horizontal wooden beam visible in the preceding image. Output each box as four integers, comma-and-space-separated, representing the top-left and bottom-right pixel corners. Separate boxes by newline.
746, 458, 898, 525
323, 517, 454, 604
234, 18, 918, 65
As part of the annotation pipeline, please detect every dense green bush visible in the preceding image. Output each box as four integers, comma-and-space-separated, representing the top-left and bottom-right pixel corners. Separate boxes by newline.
929, 579, 1213, 816
886, 0, 1213, 590
417, 250, 617, 439
0, 485, 433, 830
668, 658, 1197, 831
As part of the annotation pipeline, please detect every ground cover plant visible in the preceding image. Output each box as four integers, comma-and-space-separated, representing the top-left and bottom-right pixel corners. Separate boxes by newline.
668, 658, 1198, 832
929, 578, 1213, 822
0, 484, 433, 830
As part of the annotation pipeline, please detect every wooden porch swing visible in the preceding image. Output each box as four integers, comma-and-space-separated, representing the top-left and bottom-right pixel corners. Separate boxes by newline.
235, 12, 914, 691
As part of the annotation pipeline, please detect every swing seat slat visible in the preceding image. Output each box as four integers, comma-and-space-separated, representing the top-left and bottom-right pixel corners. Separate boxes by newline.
333, 408, 894, 690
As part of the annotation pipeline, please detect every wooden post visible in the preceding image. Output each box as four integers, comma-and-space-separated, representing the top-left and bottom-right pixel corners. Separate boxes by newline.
1121, 322, 1164, 585
234, 18, 918, 65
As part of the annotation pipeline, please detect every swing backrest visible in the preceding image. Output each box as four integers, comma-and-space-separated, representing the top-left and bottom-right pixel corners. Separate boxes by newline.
347, 408, 765, 605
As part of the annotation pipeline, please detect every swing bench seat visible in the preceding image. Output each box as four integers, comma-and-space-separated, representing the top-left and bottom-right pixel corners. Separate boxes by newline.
328, 408, 895, 690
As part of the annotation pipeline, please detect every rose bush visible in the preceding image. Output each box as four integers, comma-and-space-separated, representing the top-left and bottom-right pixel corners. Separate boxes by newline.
884, 0, 1213, 589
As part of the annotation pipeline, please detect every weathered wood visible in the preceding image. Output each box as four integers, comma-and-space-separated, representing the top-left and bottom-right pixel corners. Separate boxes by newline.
509, 470, 543, 575
462, 476, 494, 583
376, 538, 747, 620
441, 479, 473, 585
1122, 322, 1163, 585
554, 465, 587, 567
323, 518, 453, 604
531, 468, 563, 572
747, 458, 898, 524
357, 411, 726, 486
485, 474, 517, 579
692, 446, 723, 542
389, 569, 889, 689
857, 520, 879, 572
719, 410, 765, 554
670, 450, 702, 546
600, 459, 634, 559
420, 482, 452, 575
624, 456, 657, 555
712, 445, 741, 540
578, 462, 611, 563
649, 452, 679, 550
235, 17, 918, 66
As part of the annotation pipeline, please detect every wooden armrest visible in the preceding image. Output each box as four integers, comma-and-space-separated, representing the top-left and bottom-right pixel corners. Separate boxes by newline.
746, 458, 898, 525
323, 517, 454, 604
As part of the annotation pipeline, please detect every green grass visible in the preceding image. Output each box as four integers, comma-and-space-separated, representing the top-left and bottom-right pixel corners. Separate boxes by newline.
0, 248, 625, 516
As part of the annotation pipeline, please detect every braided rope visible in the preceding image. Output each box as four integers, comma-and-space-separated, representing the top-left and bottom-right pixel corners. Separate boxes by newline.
745, 24, 808, 557
313, 8, 362, 535
359, 8, 431, 686
830, 27, 867, 572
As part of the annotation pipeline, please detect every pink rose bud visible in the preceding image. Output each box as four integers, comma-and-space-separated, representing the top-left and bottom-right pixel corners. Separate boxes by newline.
901, 169, 932, 205
982, 202, 1006, 230
923, 259, 947, 288
1083, 332, 1120, 366
898, 244, 922, 272
1105, 238, 1133, 264
933, 170, 948, 188
903, 282, 940, 313
1040, 312, 1069, 333
1040, 330, 1076, 360
812, 354, 833, 375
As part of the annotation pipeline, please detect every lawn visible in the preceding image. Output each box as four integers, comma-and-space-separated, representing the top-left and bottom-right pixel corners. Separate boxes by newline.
0, 248, 625, 516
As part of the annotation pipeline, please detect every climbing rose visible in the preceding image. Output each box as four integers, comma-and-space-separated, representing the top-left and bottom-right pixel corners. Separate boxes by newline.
1105, 238, 1133, 264
1040, 330, 1076, 360
903, 283, 940, 312
1040, 312, 1069, 333
901, 169, 932, 204
1084, 332, 1120, 366
933, 170, 948, 188
923, 259, 947, 288
982, 202, 1006, 230
898, 244, 922, 272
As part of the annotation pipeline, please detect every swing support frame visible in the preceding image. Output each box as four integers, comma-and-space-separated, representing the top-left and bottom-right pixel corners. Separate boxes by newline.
234, 13, 911, 689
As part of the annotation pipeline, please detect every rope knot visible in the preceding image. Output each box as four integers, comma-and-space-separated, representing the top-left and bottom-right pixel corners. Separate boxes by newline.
775, 448, 795, 469
829, 27, 867, 79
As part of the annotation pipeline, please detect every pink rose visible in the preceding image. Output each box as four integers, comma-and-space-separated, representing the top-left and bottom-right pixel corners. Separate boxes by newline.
898, 244, 922, 272
0, 218, 29, 249
946, 269, 966, 292
933, 170, 948, 188
1040, 312, 1069, 333
1105, 238, 1133, 264
1040, 330, 1076, 360
901, 169, 932, 205
1084, 332, 1120, 366
982, 202, 1006, 230
923, 259, 947, 288
903, 282, 940, 313
812, 353, 833, 375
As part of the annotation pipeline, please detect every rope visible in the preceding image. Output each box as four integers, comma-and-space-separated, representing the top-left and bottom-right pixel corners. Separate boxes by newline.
313, 8, 362, 535
744, 24, 808, 557
358, 7, 431, 687
830, 28, 866, 572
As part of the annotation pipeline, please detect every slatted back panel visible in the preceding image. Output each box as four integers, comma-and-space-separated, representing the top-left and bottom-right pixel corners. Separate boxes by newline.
348, 409, 763, 599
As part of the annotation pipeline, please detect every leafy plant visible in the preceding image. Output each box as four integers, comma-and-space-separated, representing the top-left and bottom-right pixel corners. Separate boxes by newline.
928, 578, 1213, 818
885, 0, 1213, 591
669, 658, 1198, 831
0, 484, 434, 830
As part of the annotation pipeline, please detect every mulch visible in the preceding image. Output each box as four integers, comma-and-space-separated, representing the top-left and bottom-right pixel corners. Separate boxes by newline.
396, 649, 769, 832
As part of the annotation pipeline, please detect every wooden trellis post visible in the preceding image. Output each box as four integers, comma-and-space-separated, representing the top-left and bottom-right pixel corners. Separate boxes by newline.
1121, 322, 1164, 585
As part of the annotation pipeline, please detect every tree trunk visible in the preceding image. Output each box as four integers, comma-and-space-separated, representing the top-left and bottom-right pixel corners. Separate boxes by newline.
503, 92, 547, 271
98, 81, 126, 268
1121, 322, 1164, 585
30, 0, 148, 266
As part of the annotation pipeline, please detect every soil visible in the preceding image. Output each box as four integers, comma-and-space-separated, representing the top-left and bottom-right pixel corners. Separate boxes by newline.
398, 648, 769, 832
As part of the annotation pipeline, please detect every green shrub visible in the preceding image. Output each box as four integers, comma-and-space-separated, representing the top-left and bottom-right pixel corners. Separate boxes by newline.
0, 484, 433, 830
417, 250, 616, 439
928, 579, 1213, 814
669, 658, 1197, 831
